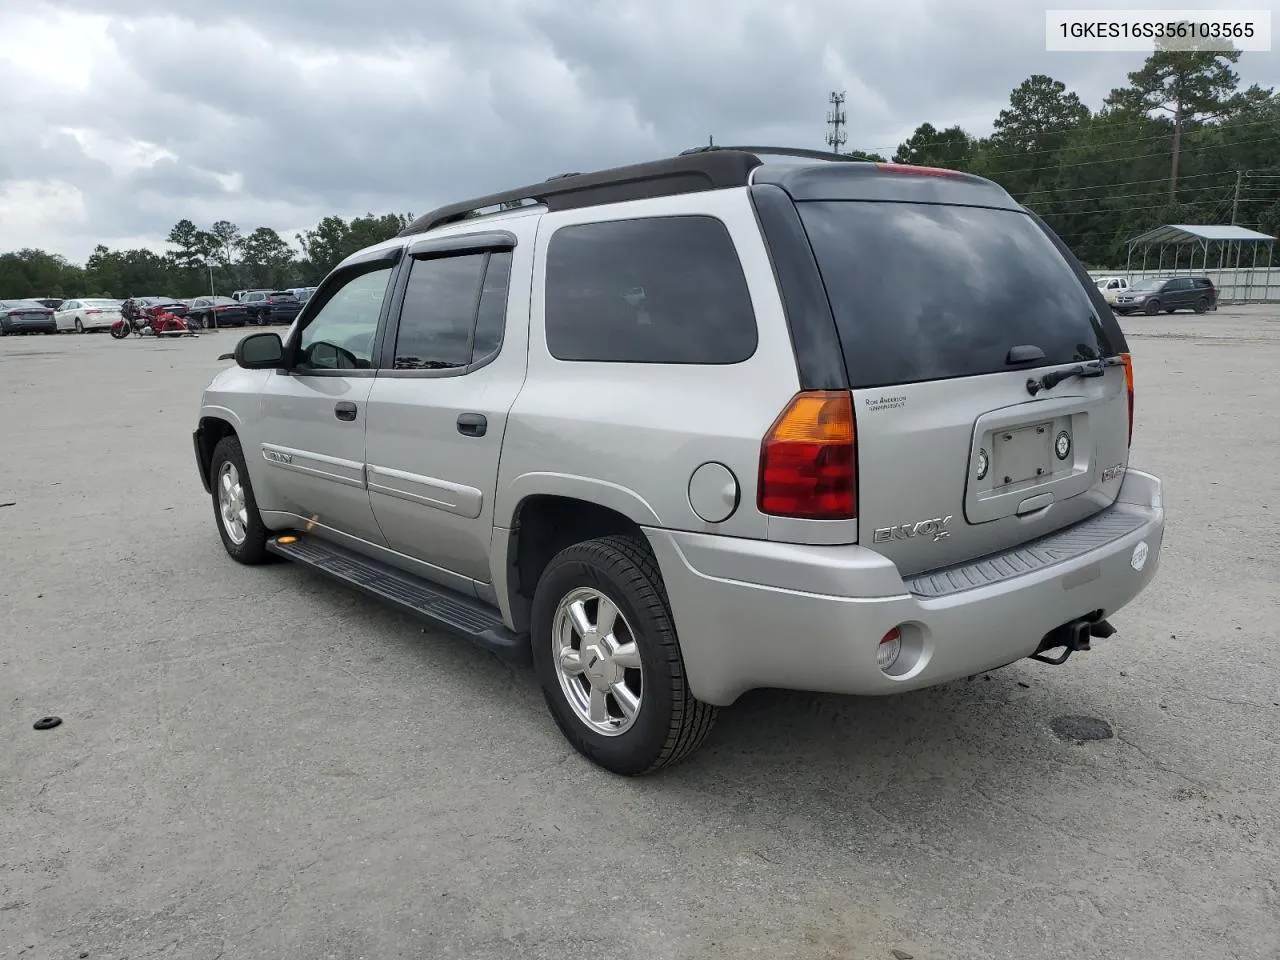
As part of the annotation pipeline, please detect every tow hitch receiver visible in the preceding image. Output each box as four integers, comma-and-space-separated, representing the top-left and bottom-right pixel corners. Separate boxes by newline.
1031, 616, 1115, 665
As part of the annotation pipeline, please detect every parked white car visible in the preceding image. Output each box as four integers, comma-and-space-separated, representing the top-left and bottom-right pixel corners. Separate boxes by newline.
1095, 276, 1130, 305
55, 298, 123, 333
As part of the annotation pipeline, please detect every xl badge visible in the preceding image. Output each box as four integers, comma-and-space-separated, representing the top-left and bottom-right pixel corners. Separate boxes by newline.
873, 515, 954, 544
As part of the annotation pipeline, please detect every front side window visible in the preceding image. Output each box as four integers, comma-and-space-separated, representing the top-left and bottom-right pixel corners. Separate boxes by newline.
544, 216, 758, 364
392, 250, 513, 370
296, 266, 392, 371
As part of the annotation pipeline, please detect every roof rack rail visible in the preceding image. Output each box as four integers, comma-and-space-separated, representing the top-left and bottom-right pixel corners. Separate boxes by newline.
399, 150, 763, 237
679, 145, 868, 163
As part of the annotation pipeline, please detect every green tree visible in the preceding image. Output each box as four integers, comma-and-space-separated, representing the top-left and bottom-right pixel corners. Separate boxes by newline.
83, 245, 176, 298
208, 220, 243, 268
240, 227, 296, 289
166, 219, 211, 270
0, 249, 85, 298
893, 123, 974, 168
1105, 33, 1244, 202
981, 74, 1090, 197
844, 149, 887, 162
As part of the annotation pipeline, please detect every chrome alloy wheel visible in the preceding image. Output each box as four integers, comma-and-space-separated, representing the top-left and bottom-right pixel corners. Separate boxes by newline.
217, 461, 249, 545
552, 587, 644, 736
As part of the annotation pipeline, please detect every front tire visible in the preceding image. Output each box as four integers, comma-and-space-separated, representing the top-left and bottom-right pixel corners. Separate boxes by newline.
531, 535, 717, 776
209, 435, 270, 565
1144, 299, 1160, 315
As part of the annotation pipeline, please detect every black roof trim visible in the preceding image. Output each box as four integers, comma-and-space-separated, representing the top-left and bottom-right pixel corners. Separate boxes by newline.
754, 162, 1021, 209
681, 145, 868, 163
399, 151, 763, 236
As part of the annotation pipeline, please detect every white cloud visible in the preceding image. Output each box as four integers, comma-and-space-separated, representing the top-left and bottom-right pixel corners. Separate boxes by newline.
0, 0, 1276, 262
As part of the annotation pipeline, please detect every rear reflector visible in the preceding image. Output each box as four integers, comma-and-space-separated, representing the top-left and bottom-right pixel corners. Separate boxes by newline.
877, 627, 902, 671
874, 162, 965, 178
1120, 353, 1134, 446
758, 390, 856, 520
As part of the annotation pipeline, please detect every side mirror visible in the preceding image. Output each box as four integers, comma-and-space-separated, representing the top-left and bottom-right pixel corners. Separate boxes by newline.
234, 331, 284, 369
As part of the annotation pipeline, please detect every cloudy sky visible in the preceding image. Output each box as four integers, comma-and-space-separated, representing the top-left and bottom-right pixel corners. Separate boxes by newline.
1, 0, 1276, 263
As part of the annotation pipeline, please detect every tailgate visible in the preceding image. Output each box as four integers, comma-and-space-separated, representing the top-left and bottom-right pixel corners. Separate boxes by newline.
796, 198, 1131, 576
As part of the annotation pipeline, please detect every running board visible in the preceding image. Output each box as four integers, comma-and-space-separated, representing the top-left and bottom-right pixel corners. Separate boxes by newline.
266, 534, 529, 661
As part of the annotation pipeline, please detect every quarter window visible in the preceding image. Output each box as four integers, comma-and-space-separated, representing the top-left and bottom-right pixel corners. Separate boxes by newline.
544, 216, 757, 364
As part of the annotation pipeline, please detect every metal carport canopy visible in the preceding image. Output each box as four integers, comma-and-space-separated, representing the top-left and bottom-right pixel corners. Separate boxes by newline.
1127, 224, 1275, 245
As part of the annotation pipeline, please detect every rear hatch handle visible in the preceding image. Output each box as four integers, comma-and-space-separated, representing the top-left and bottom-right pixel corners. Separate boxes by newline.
1026, 358, 1109, 396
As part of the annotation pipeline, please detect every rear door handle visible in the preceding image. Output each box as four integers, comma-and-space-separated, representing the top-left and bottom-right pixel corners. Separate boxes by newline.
457, 413, 487, 437
334, 401, 358, 422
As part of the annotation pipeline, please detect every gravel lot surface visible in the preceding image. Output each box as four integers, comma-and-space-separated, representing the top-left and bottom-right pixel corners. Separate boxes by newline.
3, 307, 1277, 960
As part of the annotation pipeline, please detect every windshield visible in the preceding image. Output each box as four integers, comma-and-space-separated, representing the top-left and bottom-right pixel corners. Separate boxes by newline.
1129, 278, 1162, 292
2, 299, 46, 309
797, 201, 1116, 388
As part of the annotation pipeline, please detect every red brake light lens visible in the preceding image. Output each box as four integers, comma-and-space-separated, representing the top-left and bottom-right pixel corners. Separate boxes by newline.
758, 391, 856, 520
1120, 353, 1134, 446
874, 162, 965, 178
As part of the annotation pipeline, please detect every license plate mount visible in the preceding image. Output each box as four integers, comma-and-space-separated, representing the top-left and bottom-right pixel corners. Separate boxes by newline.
993, 422, 1054, 487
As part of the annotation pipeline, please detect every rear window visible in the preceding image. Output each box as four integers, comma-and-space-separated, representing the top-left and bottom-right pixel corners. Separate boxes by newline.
798, 201, 1116, 389
544, 216, 757, 364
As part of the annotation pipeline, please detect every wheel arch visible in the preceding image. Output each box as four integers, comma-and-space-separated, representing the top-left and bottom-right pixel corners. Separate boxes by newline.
194, 413, 241, 493
499, 492, 654, 636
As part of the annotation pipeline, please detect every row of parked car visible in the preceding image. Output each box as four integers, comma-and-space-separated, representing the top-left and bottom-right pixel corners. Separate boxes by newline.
1094, 274, 1218, 315
0, 287, 318, 335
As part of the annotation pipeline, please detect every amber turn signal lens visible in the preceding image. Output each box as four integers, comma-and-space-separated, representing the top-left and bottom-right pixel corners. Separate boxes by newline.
758, 391, 857, 520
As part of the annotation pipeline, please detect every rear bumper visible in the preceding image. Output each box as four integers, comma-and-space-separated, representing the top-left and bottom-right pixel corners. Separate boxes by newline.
3, 320, 57, 332
646, 469, 1165, 706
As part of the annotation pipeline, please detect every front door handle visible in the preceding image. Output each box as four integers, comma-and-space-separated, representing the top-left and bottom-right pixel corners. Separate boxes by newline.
457, 413, 487, 437
334, 401, 358, 422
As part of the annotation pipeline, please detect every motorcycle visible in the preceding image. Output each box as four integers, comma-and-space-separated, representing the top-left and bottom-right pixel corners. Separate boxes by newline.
111, 302, 198, 339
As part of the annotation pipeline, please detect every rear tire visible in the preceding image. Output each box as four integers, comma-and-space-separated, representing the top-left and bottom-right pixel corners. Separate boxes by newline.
1194, 298, 1208, 314
209, 435, 270, 565
1144, 299, 1160, 315
531, 534, 717, 776
74, 319, 84, 333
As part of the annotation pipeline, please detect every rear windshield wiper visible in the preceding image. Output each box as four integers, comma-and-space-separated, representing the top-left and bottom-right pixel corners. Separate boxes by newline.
1026, 358, 1114, 396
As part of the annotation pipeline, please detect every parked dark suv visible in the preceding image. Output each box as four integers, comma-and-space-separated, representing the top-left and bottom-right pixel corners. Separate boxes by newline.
1114, 276, 1216, 315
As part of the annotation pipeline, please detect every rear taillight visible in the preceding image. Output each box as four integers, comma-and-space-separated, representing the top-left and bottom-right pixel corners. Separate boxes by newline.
758, 390, 856, 520
86, 309, 101, 315
1120, 353, 1134, 446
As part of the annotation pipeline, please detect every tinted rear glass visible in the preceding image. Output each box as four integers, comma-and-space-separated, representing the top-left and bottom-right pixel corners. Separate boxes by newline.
798, 201, 1115, 388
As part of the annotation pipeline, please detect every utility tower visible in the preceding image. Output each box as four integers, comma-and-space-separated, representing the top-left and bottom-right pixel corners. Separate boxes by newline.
826, 91, 847, 154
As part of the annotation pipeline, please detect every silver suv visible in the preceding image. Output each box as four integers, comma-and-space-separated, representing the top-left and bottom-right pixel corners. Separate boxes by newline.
193, 147, 1165, 775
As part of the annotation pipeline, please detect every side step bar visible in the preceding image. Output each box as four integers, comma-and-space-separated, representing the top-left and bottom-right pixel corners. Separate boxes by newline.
266, 534, 529, 661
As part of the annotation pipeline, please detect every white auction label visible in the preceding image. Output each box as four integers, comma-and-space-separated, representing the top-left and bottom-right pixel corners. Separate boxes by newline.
1047, 10, 1272, 52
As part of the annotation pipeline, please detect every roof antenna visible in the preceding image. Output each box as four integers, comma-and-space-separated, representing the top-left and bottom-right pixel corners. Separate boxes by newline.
708, 134, 714, 147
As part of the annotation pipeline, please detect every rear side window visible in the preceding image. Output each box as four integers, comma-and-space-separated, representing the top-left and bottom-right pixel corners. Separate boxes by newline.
544, 216, 757, 364
392, 250, 512, 370
798, 202, 1116, 389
